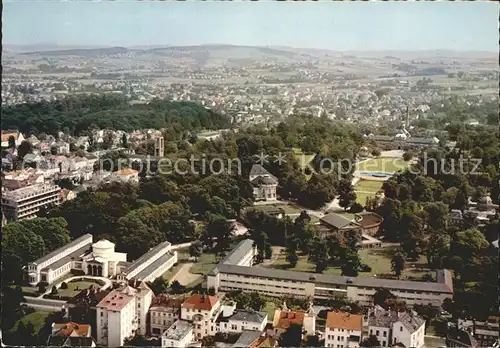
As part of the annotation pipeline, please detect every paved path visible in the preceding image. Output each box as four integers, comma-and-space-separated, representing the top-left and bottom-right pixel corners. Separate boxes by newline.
168, 263, 201, 286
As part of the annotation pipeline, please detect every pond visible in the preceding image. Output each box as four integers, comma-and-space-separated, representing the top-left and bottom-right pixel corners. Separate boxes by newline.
359, 171, 393, 178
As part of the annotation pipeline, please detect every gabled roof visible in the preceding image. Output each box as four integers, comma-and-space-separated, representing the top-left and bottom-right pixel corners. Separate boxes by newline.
182, 294, 219, 311
51, 322, 91, 337
326, 311, 363, 331
250, 164, 273, 178
320, 213, 360, 230
272, 309, 305, 330
251, 175, 278, 185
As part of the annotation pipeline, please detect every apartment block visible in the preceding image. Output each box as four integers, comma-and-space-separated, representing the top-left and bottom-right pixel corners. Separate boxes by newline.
1, 183, 61, 221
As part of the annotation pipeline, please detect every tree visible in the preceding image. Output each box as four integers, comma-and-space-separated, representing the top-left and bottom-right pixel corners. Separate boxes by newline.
373, 289, 396, 307
426, 233, 451, 269
37, 282, 47, 293
51, 285, 58, 295
391, 251, 406, 278
338, 179, 357, 211
189, 241, 202, 262
50, 146, 58, 155
202, 215, 234, 258
286, 247, 299, 268
148, 276, 169, 295
278, 323, 303, 347
424, 202, 449, 231
360, 335, 381, 347
8, 135, 16, 149
17, 140, 33, 159
451, 228, 488, 263
60, 282, 68, 290
170, 280, 182, 294
121, 133, 128, 148
371, 148, 381, 157
308, 237, 329, 273
402, 151, 414, 162
341, 251, 360, 277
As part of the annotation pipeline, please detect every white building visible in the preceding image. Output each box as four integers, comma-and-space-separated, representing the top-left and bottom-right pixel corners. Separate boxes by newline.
249, 164, 278, 201
149, 294, 183, 336
366, 306, 425, 348
325, 311, 363, 348
1, 184, 61, 221
216, 303, 268, 334
161, 320, 194, 348
1, 130, 25, 148
181, 294, 222, 340
96, 283, 153, 347
112, 169, 139, 183
26, 236, 177, 287
207, 239, 454, 307
118, 241, 178, 282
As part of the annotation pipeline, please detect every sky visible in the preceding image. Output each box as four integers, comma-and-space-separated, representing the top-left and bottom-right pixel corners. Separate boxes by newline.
3, 1, 499, 51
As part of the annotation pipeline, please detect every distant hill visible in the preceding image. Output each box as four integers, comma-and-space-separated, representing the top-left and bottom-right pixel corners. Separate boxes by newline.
23, 46, 130, 56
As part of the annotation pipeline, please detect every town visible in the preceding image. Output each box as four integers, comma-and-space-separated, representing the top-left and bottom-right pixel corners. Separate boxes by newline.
1, 2, 499, 348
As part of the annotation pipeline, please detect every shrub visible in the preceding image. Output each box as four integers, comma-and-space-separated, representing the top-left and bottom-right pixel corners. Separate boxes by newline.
349, 202, 364, 213
359, 264, 372, 273
37, 282, 48, 293
51, 285, 58, 295
60, 282, 68, 290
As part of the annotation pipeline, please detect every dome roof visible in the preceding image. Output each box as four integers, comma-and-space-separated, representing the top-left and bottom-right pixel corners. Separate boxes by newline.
93, 239, 115, 248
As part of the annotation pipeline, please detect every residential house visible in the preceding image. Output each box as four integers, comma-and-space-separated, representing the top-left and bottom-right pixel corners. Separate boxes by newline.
325, 311, 363, 348
233, 331, 276, 348
216, 303, 268, 334
458, 319, 499, 347
112, 169, 140, 183
149, 294, 183, 336
1, 130, 24, 148
249, 164, 278, 201
270, 302, 316, 339
161, 320, 194, 348
180, 294, 222, 340
366, 306, 425, 348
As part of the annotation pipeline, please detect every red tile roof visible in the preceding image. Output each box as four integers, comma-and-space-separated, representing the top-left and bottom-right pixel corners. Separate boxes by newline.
326, 311, 363, 331
52, 322, 91, 337
181, 294, 219, 311
272, 310, 306, 330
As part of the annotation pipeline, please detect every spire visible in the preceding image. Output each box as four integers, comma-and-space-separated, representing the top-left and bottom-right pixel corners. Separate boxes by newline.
307, 302, 316, 316
282, 301, 288, 311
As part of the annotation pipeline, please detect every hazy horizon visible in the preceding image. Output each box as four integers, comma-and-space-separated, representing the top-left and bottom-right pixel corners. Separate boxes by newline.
3, 1, 498, 52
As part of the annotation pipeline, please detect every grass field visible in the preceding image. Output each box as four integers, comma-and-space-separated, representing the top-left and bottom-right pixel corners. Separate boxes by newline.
357, 158, 408, 173
250, 203, 302, 216
262, 246, 431, 279
354, 180, 383, 205
57, 280, 100, 298
12, 311, 53, 334
189, 253, 218, 275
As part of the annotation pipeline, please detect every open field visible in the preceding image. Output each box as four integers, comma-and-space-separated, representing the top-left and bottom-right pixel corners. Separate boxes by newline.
189, 253, 218, 275
357, 157, 409, 173
354, 179, 383, 205
261, 245, 432, 279
57, 280, 100, 298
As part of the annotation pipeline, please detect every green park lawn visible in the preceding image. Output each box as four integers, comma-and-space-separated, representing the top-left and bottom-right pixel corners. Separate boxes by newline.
57, 280, 100, 298
12, 311, 53, 334
251, 203, 302, 216
262, 246, 431, 279
189, 253, 218, 275
354, 180, 383, 205
357, 158, 408, 173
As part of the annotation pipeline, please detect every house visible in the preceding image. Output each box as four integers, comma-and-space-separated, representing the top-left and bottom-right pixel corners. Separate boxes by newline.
180, 294, 222, 339
96, 282, 153, 347
233, 331, 276, 348
366, 306, 426, 348
319, 213, 362, 238
47, 322, 96, 347
60, 189, 77, 202
447, 209, 464, 227
458, 319, 499, 347
149, 294, 184, 336
354, 212, 383, 236
1, 130, 24, 148
446, 324, 478, 348
216, 303, 268, 334
270, 302, 316, 339
113, 168, 139, 183
249, 164, 278, 201
161, 320, 194, 348
325, 311, 363, 348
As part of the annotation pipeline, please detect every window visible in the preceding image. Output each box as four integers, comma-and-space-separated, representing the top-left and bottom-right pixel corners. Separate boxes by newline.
400, 326, 403, 332
101, 312, 103, 317
382, 342, 386, 347
383, 331, 387, 337
376, 330, 379, 336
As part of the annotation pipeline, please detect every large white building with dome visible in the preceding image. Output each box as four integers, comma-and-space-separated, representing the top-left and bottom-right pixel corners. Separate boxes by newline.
25, 235, 177, 286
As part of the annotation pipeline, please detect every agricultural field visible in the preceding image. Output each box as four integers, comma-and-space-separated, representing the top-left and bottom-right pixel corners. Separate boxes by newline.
357, 157, 409, 173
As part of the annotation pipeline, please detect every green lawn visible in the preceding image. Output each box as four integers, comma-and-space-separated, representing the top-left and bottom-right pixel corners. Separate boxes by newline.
57, 280, 100, 298
19, 286, 39, 297
12, 311, 53, 334
355, 192, 376, 206
263, 246, 431, 279
189, 253, 218, 275
162, 263, 183, 281
357, 158, 408, 173
355, 180, 384, 193
264, 301, 277, 319
250, 203, 302, 216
